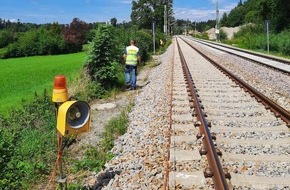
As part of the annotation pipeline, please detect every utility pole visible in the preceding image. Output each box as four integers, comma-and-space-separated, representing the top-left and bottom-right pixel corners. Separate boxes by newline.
152, 20, 156, 54
184, 19, 188, 36
164, 1, 167, 35
266, 20, 270, 54
195, 20, 196, 38
216, 0, 220, 42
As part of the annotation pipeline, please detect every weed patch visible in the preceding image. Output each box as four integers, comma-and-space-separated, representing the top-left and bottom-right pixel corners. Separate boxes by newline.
0, 90, 57, 189
70, 102, 133, 183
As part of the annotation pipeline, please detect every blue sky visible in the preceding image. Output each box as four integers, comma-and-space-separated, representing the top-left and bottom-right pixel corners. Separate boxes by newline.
1, 0, 240, 24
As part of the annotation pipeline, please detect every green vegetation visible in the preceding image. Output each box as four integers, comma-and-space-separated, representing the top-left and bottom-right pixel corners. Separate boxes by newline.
219, 0, 290, 57
85, 25, 120, 90
131, 0, 173, 31
220, 0, 290, 33
181, 0, 290, 58
72, 103, 133, 174
0, 18, 94, 58
227, 25, 290, 57
0, 52, 85, 116
0, 91, 57, 189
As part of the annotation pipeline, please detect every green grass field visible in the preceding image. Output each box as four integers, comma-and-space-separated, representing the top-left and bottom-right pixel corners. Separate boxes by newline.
0, 52, 86, 116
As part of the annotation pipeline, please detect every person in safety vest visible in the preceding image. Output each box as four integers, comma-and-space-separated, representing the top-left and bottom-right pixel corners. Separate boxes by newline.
123, 39, 141, 90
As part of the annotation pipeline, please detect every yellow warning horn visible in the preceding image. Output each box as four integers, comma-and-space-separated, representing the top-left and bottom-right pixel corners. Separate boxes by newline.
57, 101, 90, 137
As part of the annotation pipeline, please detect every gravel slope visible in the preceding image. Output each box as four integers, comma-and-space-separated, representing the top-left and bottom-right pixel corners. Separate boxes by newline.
89, 45, 174, 189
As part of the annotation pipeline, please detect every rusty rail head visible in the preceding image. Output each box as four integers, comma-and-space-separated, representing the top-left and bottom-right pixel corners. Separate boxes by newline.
176, 38, 229, 190
181, 37, 290, 127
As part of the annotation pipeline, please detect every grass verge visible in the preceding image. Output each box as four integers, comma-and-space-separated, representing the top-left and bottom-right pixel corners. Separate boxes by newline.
0, 52, 85, 116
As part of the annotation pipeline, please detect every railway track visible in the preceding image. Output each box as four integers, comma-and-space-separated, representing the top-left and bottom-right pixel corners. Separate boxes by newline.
182, 36, 290, 74
165, 37, 290, 189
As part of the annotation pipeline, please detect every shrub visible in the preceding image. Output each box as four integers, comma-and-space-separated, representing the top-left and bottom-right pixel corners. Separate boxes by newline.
197, 32, 209, 40
68, 69, 106, 101
275, 31, 290, 55
0, 90, 57, 189
84, 25, 119, 89
114, 26, 168, 63
219, 29, 228, 41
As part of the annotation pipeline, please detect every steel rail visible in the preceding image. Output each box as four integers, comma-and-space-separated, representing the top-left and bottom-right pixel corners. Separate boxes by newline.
183, 37, 290, 74
176, 38, 229, 190
181, 37, 290, 127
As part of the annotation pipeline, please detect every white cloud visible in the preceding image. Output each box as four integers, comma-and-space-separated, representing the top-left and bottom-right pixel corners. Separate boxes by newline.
3, 18, 18, 22
174, 8, 216, 21
121, 0, 132, 4
174, 2, 237, 22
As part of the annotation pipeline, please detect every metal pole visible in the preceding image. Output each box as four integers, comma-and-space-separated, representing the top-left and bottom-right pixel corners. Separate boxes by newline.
267, 22, 270, 54
164, 4, 167, 35
153, 21, 156, 54
58, 157, 67, 190
52, 136, 68, 189
216, 0, 220, 42
187, 19, 189, 36
195, 21, 196, 38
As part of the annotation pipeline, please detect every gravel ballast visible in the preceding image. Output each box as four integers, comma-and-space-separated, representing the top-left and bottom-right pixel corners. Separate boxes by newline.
92, 45, 174, 190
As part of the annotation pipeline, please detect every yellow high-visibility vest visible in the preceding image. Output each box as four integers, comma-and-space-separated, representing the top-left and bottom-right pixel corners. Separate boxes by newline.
125, 46, 139, 65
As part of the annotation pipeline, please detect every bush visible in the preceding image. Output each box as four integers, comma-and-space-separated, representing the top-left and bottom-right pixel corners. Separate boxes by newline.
219, 29, 228, 41
134, 29, 152, 62
84, 25, 119, 89
231, 24, 290, 57
1, 28, 68, 58
114, 26, 168, 63
197, 32, 209, 40
0, 90, 57, 189
274, 31, 290, 55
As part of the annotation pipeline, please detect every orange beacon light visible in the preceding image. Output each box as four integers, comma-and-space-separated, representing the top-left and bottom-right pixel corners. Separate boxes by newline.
52, 75, 68, 103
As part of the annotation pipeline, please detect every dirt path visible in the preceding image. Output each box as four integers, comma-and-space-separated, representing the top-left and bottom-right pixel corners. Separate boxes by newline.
66, 58, 159, 186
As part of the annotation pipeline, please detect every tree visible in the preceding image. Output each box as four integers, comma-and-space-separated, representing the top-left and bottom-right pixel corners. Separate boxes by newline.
227, 5, 246, 27
110, 17, 117, 27
220, 12, 228, 27
49, 22, 62, 35
131, 0, 173, 31
244, 10, 259, 23
84, 25, 118, 87
224, 0, 290, 32
62, 18, 89, 52
0, 30, 14, 48
268, 0, 290, 32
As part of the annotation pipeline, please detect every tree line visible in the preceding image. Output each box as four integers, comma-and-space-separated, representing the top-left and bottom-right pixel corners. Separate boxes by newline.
1, 0, 289, 59
219, 0, 290, 56
221, 0, 290, 33
171, 0, 290, 36
0, 18, 99, 58
0, 0, 174, 59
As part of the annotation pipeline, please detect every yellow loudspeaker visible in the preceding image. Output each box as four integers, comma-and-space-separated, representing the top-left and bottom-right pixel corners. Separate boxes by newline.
57, 101, 90, 137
